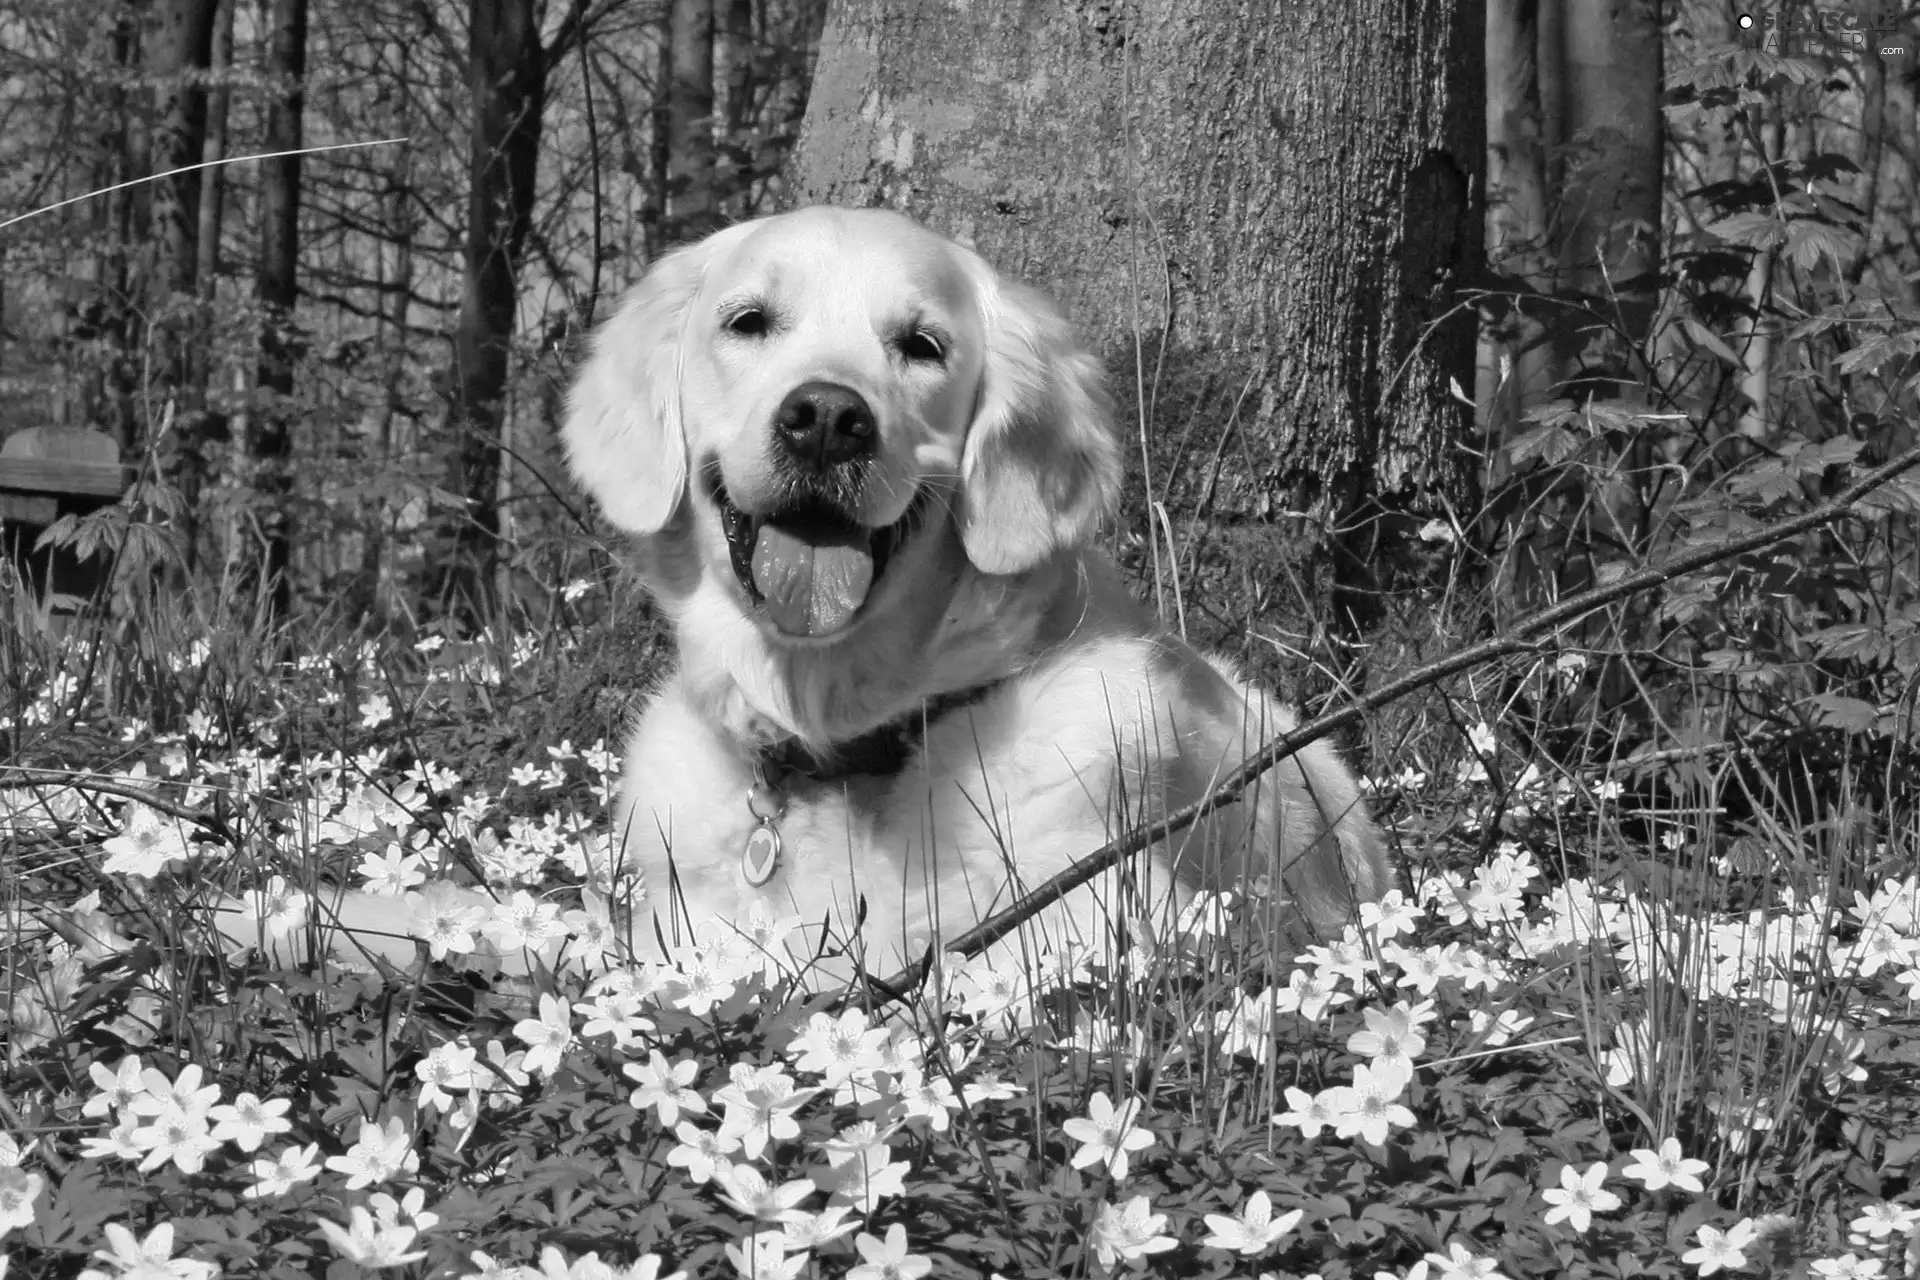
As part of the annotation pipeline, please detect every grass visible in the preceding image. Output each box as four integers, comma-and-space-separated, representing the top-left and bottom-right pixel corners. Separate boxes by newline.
2, 552, 1917, 1280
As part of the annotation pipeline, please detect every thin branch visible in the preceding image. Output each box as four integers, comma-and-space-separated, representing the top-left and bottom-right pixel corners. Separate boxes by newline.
0, 138, 408, 233
869, 438, 1920, 997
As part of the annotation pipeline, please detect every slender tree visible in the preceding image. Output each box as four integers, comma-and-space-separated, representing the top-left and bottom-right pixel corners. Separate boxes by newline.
1482, 0, 1556, 434
440, 0, 547, 618
250, 0, 309, 622
667, 0, 717, 236
146, 0, 218, 303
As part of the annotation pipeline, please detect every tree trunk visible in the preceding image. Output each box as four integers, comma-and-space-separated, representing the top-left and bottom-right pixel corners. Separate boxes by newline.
144, 0, 218, 572
146, 0, 217, 302
195, 0, 234, 303
1482, 0, 1557, 438
191, 0, 235, 453
441, 0, 545, 620
361, 50, 418, 621
1554, 0, 1662, 342
667, 0, 717, 237
788, 0, 1482, 668
717, 0, 756, 221
88, 10, 144, 453
249, 0, 308, 624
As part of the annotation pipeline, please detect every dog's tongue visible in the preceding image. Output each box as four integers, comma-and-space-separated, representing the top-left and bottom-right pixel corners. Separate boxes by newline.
751, 523, 874, 635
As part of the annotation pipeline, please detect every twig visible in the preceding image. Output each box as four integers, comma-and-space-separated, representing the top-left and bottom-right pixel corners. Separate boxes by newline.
0, 765, 231, 842
873, 440, 1920, 995
0, 138, 406, 234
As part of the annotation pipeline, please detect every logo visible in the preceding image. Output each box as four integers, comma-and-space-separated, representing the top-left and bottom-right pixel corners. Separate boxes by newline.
1736, 5, 1912, 60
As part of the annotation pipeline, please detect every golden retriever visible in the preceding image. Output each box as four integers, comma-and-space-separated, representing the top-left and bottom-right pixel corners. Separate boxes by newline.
559, 206, 1389, 976
212, 207, 1388, 980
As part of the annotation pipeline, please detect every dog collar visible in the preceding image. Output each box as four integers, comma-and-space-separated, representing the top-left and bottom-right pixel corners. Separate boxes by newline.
738, 680, 1005, 887
760, 681, 1005, 783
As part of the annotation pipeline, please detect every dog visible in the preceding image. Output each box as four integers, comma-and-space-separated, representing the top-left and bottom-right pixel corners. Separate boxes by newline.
559, 206, 1389, 978
211, 207, 1388, 981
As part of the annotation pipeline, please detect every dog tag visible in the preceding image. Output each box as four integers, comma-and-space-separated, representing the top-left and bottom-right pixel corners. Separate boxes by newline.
742, 821, 782, 886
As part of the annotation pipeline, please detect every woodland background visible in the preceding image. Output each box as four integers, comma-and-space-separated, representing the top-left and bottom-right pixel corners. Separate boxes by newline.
0, 0, 1916, 731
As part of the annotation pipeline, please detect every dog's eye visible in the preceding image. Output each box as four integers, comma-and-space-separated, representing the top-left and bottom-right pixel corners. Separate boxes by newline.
899, 328, 945, 363
725, 309, 769, 337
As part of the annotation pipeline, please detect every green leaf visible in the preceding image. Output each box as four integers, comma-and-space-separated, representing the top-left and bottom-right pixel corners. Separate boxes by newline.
1807, 693, 1879, 733
1705, 211, 1785, 249
1784, 218, 1856, 273
1682, 316, 1745, 367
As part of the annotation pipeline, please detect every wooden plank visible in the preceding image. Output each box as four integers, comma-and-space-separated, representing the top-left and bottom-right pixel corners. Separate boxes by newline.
1, 493, 59, 523
0, 458, 130, 498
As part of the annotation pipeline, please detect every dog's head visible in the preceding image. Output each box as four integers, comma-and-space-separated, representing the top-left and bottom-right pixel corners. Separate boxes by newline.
562, 207, 1119, 643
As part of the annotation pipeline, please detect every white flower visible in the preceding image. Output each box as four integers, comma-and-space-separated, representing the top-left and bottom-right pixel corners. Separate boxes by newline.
1360, 889, 1424, 938
1214, 989, 1278, 1060
713, 1164, 814, 1223
1423, 1241, 1513, 1280
1202, 1188, 1302, 1255
513, 995, 575, 1078
1329, 1058, 1417, 1146
131, 1106, 223, 1174
1681, 1221, 1757, 1276
484, 890, 567, 955
625, 1052, 708, 1127
0, 1166, 45, 1236
101, 804, 193, 878
724, 1230, 806, 1280
1061, 1091, 1157, 1181
81, 1222, 217, 1280
367, 1188, 440, 1239
1345, 1000, 1434, 1069
1088, 1195, 1177, 1268
847, 1223, 932, 1280
84, 1057, 149, 1118
416, 1039, 479, 1112
317, 1204, 428, 1268
325, 1116, 418, 1190
406, 880, 485, 960
779, 1204, 859, 1251
208, 1092, 292, 1152
895, 1066, 962, 1133
1810, 1254, 1884, 1279
665, 1122, 739, 1185
786, 1009, 888, 1088
711, 1065, 815, 1161
358, 844, 427, 896
1850, 1202, 1920, 1239
1541, 1162, 1620, 1232
1621, 1137, 1710, 1193
243, 1143, 323, 1199
1272, 1086, 1344, 1139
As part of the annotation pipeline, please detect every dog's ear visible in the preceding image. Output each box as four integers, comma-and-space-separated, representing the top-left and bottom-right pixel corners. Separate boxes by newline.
957, 272, 1121, 575
562, 226, 745, 534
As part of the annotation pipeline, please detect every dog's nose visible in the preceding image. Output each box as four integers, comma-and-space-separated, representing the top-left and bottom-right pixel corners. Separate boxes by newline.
772, 381, 876, 469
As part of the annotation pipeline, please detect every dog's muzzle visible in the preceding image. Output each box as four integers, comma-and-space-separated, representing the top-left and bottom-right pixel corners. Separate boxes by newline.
714, 477, 929, 637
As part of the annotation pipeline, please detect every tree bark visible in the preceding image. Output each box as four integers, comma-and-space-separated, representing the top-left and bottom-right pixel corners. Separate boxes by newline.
1554, 0, 1663, 342
190, 0, 235, 454
146, 0, 217, 302
250, 0, 308, 623
1483, 0, 1557, 436
194, 0, 234, 304
143, 0, 218, 570
788, 0, 1482, 663
86, 11, 144, 453
441, 0, 546, 620
360, 46, 418, 621
717, 0, 756, 220
667, 0, 717, 237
